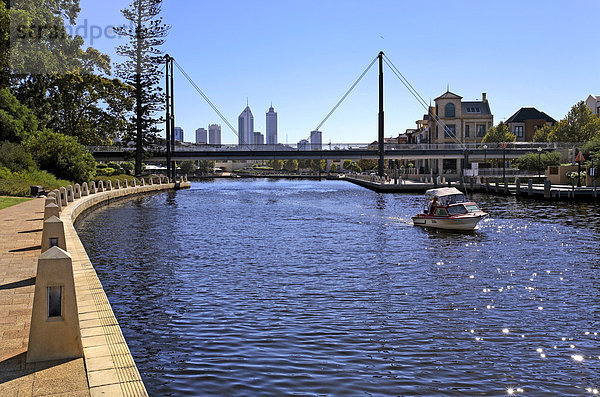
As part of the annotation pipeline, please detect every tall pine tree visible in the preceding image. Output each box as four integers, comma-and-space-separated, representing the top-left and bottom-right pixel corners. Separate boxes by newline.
114, 0, 169, 175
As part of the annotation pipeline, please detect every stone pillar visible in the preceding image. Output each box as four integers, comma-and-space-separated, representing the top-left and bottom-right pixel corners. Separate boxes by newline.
115, 179, 121, 189
123, 179, 128, 188
44, 203, 60, 221
59, 187, 68, 207
106, 180, 112, 191
131, 178, 136, 187
81, 182, 89, 197
41, 215, 67, 253
148, 177, 153, 185
97, 181, 104, 193
66, 185, 74, 202
90, 181, 97, 194
73, 184, 81, 199
141, 178, 145, 186
27, 246, 82, 363
528, 179, 533, 196
544, 179, 551, 198
50, 191, 62, 212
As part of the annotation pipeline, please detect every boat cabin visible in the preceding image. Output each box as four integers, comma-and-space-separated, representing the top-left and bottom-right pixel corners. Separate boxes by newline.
423, 188, 482, 216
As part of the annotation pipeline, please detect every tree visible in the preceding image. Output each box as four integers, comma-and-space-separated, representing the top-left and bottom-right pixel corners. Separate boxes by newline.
114, 0, 170, 176
533, 125, 554, 142
298, 159, 311, 170
482, 121, 516, 143
330, 163, 338, 173
179, 160, 196, 175
0, 88, 39, 143
269, 160, 283, 171
0, 141, 35, 172
357, 159, 377, 171
27, 129, 96, 181
310, 159, 326, 172
343, 160, 353, 170
551, 101, 600, 143
516, 151, 561, 171
284, 159, 298, 172
196, 160, 215, 174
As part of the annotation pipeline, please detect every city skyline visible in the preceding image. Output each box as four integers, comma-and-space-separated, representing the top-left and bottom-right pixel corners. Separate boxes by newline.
77, 0, 600, 144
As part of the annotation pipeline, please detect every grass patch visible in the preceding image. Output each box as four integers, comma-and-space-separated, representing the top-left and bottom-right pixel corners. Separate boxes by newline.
0, 196, 32, 210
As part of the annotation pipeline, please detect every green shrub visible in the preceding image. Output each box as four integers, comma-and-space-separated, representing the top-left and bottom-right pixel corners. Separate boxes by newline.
96, 167, 116, 176
93, 174, 140, 187
516, 151, 561, 171
0, 167, 70, 197
27, 130, 96, 182
0, 141, 35, 172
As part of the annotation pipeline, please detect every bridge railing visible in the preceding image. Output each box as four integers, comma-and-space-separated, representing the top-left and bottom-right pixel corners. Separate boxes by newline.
87, 141, 580, 153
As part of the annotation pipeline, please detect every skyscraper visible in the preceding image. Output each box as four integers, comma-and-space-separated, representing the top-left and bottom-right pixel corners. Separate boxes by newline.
174, 127, 184, 142
209, 124, 221, 145
238, 105, 254, 146
195, 128, 207, 144
266, 105, 278, 145
254, 131, 264, 145
310, 130, 322, 150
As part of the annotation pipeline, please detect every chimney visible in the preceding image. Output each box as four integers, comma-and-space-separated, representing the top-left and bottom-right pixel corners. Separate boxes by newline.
482, 93, 487, 102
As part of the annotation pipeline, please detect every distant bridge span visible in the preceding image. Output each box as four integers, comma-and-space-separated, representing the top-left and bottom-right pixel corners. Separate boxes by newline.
90, 143, 567, 163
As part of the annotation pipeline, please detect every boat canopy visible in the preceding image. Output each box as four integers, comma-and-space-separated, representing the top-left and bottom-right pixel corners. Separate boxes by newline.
425, 187, 464, 199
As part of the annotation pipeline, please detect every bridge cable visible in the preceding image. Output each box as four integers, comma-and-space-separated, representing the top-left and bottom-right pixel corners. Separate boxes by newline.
383, 55, 465, 150
311, 55, 379, 139
172, 59, 247, 146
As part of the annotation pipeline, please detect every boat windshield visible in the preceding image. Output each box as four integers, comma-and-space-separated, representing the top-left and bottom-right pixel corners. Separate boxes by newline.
438, 194, 466, 206
465, 204, 481, 213
447, 204, 468, 215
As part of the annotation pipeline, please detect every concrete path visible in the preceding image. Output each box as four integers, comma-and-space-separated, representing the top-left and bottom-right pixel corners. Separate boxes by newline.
0, 198, 89, 396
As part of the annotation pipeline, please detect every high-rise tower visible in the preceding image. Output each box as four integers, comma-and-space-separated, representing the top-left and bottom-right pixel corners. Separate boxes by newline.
238, 105, 254, 146
266, 105, 278, 145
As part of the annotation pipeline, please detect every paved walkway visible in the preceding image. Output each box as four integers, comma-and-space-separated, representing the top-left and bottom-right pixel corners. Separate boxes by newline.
0, 198, 89, 397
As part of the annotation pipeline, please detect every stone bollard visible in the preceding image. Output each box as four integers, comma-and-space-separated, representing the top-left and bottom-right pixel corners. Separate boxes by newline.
515, 178, 520, 195
528, 179, 533, 196
81, 182, 89, 197
66, 185, 74, 202
74, 184, 81, 199
45, 196, 56, 207
544, 179, 551, 198
50, 191, 62, 212
132, 178, 137, 187
89, 181, 97, 194
148, 177, 153, 185
106, 180, 112, 191
41, 215, 66, 253
141, 178, 146, 186
44, 203, 60, 221
97, 180, 104, 193
123, 179, 128, 188
59, 187, 68, 206
115, 179, 121, 189
26, 246, 82, 363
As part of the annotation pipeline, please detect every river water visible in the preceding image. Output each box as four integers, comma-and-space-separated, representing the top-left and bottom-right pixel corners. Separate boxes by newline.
75, 179, 600, 396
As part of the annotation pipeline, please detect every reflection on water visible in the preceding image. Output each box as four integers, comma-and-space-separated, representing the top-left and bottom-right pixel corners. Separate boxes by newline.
76, 179, 600, 396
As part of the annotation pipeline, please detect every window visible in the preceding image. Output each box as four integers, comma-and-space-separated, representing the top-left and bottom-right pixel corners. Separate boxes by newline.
47, 286, 62, 318
447, 205, 468, 215
514, 126, 524, 138
434, 208, 449, 217
465, 125, 470, 137
444, 103, 455, 118
444, 124, 456, 138
476, 124, 486, 137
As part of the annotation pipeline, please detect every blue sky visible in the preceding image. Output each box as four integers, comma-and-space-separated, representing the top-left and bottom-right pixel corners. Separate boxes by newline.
77, 0, 600, 144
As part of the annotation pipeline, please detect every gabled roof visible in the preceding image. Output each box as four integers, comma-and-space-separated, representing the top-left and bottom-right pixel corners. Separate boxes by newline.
505, 107, 556, 123
434, 91, 462, 101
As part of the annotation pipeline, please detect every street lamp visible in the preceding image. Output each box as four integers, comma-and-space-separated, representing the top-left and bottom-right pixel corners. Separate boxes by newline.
483, 144, 488, 163
537, 147, 542, 179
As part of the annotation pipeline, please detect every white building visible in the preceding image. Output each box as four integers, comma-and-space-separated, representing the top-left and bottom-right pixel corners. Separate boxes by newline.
238, 106, 254, 146
195, 128, 207, 144
586, 94, 600, 117
254, 131, 264, 145
266, 105, 278, 145
209, 124, 221, 145
310, 130, 322, 150
174, 127, 184, 143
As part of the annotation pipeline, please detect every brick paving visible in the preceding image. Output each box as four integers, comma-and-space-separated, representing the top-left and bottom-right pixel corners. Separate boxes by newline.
0, 198, 89, 397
